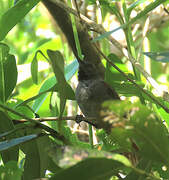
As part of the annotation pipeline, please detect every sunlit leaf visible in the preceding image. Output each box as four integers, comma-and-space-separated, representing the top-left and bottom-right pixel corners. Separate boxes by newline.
7, 100, 34, 119
157, 106, 169, 127
31, 53, 38, 84
0, 0, 41, 40
47, 50, 75, 100
112, 153, 132, 167
47, 50, 75, 117
18, 60, 78, 112
32, 77, 54, 112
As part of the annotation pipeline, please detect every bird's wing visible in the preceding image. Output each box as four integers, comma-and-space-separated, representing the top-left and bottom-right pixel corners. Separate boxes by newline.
88, 80, 120, 101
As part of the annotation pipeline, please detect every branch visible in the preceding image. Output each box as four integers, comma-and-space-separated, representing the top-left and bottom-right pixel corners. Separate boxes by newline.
13, 115, 97, 127
13, 116, 96, 122
0, 103, 67, 142
48, 0, 169, 103
48, 0, 125, 55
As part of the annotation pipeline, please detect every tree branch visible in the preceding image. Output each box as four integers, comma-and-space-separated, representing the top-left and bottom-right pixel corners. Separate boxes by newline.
44, 0, 169, 103
13, 116, 96, 123
0, 103, 67, 142
47, 0, 169, 102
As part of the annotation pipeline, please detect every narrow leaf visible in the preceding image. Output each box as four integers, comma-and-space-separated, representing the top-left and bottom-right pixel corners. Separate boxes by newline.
0, 0, 41, 40
0, 134, 39, 152
143, 51, 169, 63
31, 53, 38, 84
128, 0, 147, 14
0, 43, 18, 102
21, 134, 51, 179
47, 50, 75, 99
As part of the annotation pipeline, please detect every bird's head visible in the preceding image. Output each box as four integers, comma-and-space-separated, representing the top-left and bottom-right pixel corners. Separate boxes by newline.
78, 60, 102, 80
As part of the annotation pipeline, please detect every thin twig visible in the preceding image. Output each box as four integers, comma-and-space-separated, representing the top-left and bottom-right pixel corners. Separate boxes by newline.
164, 7, 169, 15
0, 103, 66, 141
74, 0, 81, 21
13, 116, 96, 123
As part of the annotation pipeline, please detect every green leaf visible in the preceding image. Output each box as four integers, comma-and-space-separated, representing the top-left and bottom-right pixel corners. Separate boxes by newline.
92, 25, 122, 42
0, 161, 22, 180
125, 158, 152, 180
105, 53, 142, 97
50, 158, 123, 180
0, 111, 19, 164
31, 52, 38, 84
47, 50, 75, 100
143, 51, 169, 63
0, 0, 41, 40
96, 130, 119, 151
0, 42, 9, 56
7, 100, 34, 119
111, 153, 132, 167
21, 60, 78, 112
17, 59, 78, 112
21, 136, 42, 180
0, 43, 7, 102
110, 128, 132, 152
21, 134, 53, 180
112, 82, 144, 97
0, 43, 18, 102
65, 59, 79, 80
47, 157, 62, 173
157, 106, 169, 127
99, 0, 123, 23
47, 50, 75, 117
3, 55, 17, 100
128, 0, 147, 14
130, 105, 169, 166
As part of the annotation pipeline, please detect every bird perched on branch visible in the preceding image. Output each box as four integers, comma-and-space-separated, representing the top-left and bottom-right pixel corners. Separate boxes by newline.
43, 0, 120, 130
75, 59, 120, 130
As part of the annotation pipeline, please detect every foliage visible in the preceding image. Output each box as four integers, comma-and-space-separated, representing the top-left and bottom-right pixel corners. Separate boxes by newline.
0, 0, 169, 179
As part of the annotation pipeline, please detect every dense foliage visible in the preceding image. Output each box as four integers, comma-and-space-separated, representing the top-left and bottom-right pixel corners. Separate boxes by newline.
0, 0, 169, 179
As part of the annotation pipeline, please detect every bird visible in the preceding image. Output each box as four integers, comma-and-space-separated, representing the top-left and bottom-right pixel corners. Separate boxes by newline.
75, 59, 120, 130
